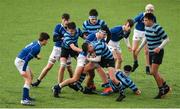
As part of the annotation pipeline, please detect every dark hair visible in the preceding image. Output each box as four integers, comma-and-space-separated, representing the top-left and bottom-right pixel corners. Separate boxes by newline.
144, 13, 155, 21
127, 19, 134, 28
67, 22, 76, 29
82, 42, 89, 53
62, 13, 70, 20
89, 9, 98, 16
39, 32, 50, 41
124, 65, 132, 72
100, 25, 111, 37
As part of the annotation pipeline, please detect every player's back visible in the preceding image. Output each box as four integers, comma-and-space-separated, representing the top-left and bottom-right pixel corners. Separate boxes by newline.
18, 41, 41, 60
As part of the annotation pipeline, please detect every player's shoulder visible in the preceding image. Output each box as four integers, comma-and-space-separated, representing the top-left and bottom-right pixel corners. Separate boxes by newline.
83, 20, 89, 25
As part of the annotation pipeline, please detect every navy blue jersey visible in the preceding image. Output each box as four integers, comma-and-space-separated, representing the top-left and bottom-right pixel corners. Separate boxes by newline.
109, 71, 138, 92
145, 23, 168, 53
91, 41, 113, 60
82, 19, 106, 35
86, 33, 106, 43
134, 12, 156, 31
53, 24, 67, 47
110, 26, 130, 42
17, 41, 41, 71
62, 28, 82, 49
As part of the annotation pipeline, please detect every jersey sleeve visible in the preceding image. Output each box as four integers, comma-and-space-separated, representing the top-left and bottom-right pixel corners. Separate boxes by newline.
133, 12, 143, 23
82, 21, 88, 33
94, 43, 103, 56
53, 24, 63, 42
64, 35, 73, 47
156, 25, 168, 39
127, 77, 138, 92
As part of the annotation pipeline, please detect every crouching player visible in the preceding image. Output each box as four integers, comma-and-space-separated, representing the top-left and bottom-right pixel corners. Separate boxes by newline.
14, 32, 50, 105
109, 65, 141, 102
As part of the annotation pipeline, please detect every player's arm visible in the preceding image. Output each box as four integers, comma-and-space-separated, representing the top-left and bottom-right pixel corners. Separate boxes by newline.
133, 13, 143, 23
82, 22, 88, 38
70, 43, 82, 53
136, 36, 147, 55
123, 32, 131, 51
128, 79, 141, 95
154, 26, 169, 53
78, 28, 86, 39
87, 54, 101, 62
53, 25, 63, 42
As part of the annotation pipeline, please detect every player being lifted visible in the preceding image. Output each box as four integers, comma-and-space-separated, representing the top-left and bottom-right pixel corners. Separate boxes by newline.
32, 13, 73, 87
132, 4, 156, 73
14, 32, 50, 105
108, 19, 134, 70
135, 13, 170, 99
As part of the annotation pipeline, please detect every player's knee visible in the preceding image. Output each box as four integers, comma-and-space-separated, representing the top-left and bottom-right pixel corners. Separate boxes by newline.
60, 62, 67, 68
144, 49, 149, 55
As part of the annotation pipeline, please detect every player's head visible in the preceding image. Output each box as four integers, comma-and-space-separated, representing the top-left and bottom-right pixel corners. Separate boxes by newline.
61, 13, 70, 27
82, 42, 94, 53
123, 65, 132, 73
89, 9, 98, 25
38, 32, 50, 46
97, 25, 109, 39
144, 13, 155, 27
145, 4, 154, 13
124, 19, 134, 32
67, 22, 76, 36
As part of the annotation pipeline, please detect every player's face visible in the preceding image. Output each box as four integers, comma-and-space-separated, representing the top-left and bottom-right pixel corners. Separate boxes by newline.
62, 19, 70, 27
124, 22, 131, 32
89, 18, 97, 25
98, 30, 107, 39
146, 9, 154, 13
41, 40, 48, 46
144, 18, 153, 27
88, 44, 94, 53
68, 28, 76, 36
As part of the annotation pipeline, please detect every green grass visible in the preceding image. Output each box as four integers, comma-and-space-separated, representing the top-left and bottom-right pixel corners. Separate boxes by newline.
0, 0, 180, 108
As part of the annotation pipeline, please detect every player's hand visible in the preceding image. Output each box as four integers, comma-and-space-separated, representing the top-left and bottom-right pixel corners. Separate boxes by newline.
36, 55, 41, 60
128, 47, 132, 52
154, 47, 161, 54
135, 49, 140, 56
135, 89, 141, 95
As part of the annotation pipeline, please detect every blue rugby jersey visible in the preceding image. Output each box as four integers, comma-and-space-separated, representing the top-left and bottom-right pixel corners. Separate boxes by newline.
111, 71, 138, 92
91, 41, 113, 60
134, 12, 156, 31
17, 41, 41, 71
53, 24, 67, 47
110, 26, 130, 42
145, 23, 168, 53
62, 28, 82, 49
82, 19, 106, 35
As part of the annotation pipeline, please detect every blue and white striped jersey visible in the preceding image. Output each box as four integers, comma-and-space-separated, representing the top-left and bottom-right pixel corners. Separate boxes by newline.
82, 19, 106, 35
134, 12, 156, 31
91, 41, 113, 60
17, 41, 41, 71
53, 24, 67, 47
112, 71, 138, 92
62, 28, 82, 49
110, 26, 130, 42
145, 23, 168, 52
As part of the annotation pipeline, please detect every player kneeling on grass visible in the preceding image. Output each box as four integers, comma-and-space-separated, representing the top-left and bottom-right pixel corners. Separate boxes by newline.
108, 65, 141, 102
14, 32, 50, 106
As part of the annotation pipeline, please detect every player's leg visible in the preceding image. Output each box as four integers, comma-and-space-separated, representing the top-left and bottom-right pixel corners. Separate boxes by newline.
14, 58, 34, 105
32, 46, 61, 87
85, 70, 96, 90
53, 66, 84, 97
115, 50, 123, 70
66, 56, 73, 78
144, 44, 150, 74
58, 57, 67, 83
